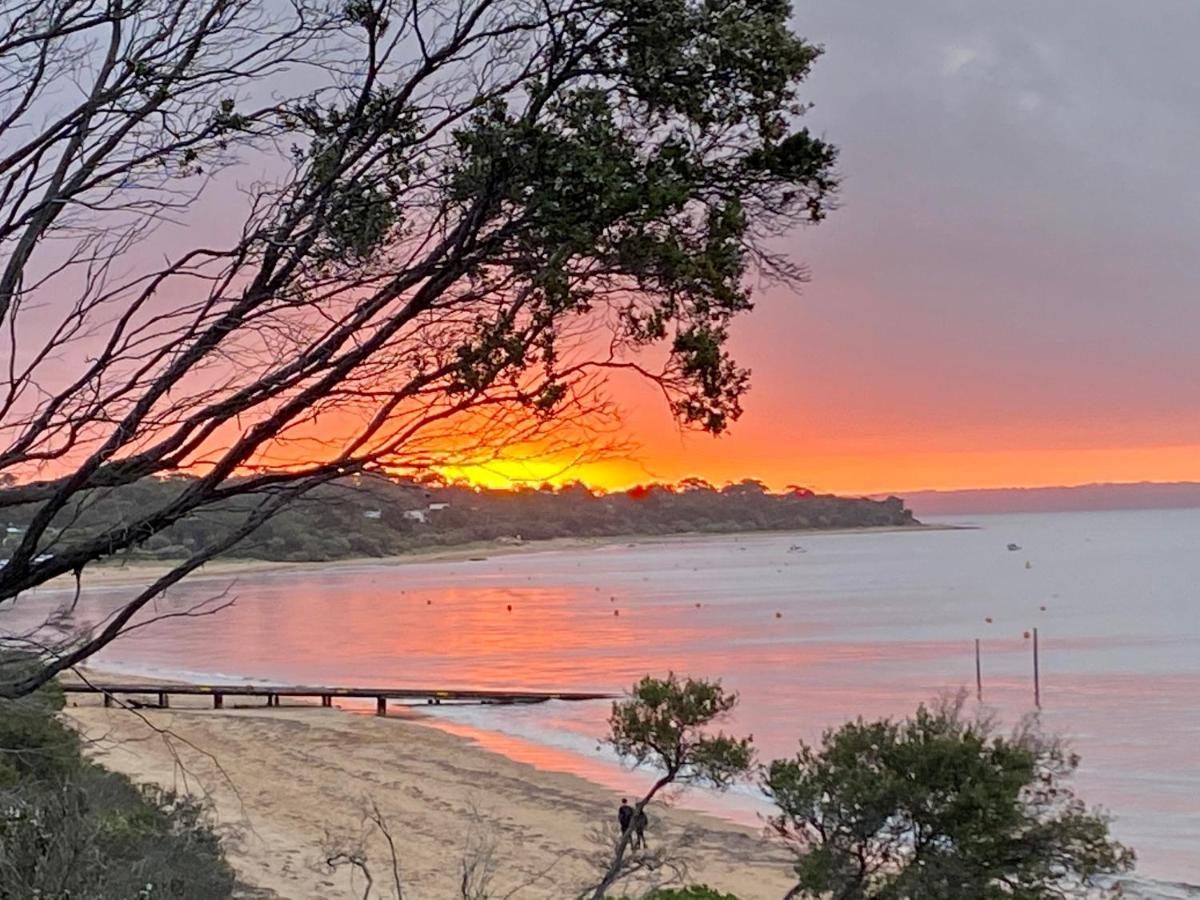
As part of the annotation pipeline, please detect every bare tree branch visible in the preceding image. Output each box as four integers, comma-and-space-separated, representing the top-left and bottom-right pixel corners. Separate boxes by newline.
0, 0, 838, 697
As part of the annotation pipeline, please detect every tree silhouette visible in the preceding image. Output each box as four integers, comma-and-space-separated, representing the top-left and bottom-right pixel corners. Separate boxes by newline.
0, 0, 837, 697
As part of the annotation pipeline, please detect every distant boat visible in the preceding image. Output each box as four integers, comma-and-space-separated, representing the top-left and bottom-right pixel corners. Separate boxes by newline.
1007, 543, 1021, 551
787, 544, 807, 553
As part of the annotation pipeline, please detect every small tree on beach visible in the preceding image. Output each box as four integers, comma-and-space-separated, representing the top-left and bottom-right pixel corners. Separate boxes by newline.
588, 674, 753, 899
763, 695, 1135, 900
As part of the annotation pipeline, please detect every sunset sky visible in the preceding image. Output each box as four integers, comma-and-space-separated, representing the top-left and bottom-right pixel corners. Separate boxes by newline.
26, 1, 1198, 498
532, 0, 1200, 495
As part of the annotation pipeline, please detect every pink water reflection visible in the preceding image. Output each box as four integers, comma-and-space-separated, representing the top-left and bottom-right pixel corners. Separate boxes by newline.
10, 512, 1200, 886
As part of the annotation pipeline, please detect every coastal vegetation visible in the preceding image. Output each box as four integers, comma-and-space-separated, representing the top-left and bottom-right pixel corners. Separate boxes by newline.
0, 474, 915, 564
0, 659, 236, 898
592, 675, 754, 898
765, 695, 1136, 899
3, 667, 1135, 898
602, 679, 1132, 900
0, 0, 1152, 896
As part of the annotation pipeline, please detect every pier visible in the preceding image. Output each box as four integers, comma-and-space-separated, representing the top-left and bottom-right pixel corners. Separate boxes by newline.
62, 682, 615, 716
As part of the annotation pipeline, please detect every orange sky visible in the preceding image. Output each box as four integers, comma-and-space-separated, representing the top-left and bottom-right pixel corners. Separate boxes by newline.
84, 4, 1200, 498
558, 443, 1200, 497
569, 1, 1200, 498
440, 262, 1200, 496
443, 3, 1200, 496
445, 428, 1200, 497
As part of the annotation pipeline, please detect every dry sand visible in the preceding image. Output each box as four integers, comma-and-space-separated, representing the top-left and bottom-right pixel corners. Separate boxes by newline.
62, 681, 796, 900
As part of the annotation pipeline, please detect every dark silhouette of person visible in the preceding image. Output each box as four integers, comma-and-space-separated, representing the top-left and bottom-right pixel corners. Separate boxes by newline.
618, 799, 634, 835
633, 807, 648, 849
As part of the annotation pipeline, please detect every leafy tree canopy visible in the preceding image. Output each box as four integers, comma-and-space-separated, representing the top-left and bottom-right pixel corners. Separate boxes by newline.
0, 0, 838, 696
610, 674, 754, 790
764, 697, 1135, 900
592, 675, 754, 899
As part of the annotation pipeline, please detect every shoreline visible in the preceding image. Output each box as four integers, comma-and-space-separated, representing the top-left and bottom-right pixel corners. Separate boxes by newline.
34, 511, 1197, 900
52, 522, 961, 592
58, 669, 1194, 900
62, 668, 798, 899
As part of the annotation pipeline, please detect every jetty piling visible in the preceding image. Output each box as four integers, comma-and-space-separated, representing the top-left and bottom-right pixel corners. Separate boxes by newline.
975, 638, 982, 701
1033, 627, 1041, 709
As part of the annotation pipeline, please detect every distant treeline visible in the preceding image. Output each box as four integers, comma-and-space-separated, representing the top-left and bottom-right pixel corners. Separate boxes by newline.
2, 476, 917, 563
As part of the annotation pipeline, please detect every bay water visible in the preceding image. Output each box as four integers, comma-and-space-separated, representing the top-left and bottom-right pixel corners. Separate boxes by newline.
9, 509, 1200, 890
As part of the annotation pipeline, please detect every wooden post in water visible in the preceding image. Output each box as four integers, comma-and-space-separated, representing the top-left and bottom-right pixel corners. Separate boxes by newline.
975, 638, 983, 701
1033, 627, 1041, 709
157, 692, 169, 709
321, 695, 332, 708
213, 693, 223, 710
376, 696, 387, 717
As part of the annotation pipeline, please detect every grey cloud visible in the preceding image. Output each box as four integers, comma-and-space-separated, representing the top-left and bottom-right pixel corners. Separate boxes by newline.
746, 1, 1200, 440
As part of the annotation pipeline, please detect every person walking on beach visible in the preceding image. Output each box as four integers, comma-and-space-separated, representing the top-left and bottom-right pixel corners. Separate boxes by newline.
618, 799, 634, 836
633, 807, 648, 849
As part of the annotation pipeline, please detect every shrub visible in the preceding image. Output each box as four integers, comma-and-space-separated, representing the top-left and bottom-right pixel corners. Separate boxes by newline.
0, 656, 237, 898
764, 696, 1135, 900
638, 888, 742, 900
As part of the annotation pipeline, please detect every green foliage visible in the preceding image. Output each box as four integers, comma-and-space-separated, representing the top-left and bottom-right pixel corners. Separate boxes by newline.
0, 673, 80, 785
763, 697, 1136, 900
635, 888, 741, 900
609, 674, 753, 789
0, 657, 236, 899
290, 82, 418, 266
269, 0, 841, 442
427, 0, 838, 434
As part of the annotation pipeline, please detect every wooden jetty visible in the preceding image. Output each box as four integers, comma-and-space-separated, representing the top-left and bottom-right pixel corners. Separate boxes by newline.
62, 682, 615, 716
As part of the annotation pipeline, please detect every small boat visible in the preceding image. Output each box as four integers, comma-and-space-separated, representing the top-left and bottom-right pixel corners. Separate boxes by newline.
1007, 543, 1021, 552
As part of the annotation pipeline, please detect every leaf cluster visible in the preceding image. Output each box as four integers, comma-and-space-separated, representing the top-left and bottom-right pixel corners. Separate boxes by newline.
633, 888, 742, 900
609, 674, 753, 789
763, 698, 1135, 899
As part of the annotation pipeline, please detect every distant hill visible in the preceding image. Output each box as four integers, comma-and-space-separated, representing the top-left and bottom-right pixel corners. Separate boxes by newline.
888, 482, 1200, 516
1, 475, 918, 564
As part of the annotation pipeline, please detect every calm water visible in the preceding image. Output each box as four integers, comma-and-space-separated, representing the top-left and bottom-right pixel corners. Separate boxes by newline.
7, 509, 1200, 888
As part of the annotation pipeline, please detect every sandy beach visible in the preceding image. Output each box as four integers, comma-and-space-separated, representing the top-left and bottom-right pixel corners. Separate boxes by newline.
59, 524, 941, 592
62, 676, 797, 899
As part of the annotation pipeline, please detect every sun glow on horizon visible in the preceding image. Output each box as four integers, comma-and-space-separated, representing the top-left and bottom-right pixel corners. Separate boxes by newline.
434, 441, 1200, 497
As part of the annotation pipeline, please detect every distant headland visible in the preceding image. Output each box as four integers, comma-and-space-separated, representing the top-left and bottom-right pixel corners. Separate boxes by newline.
887, 481, 1200, 516
1, 475, 917, 564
